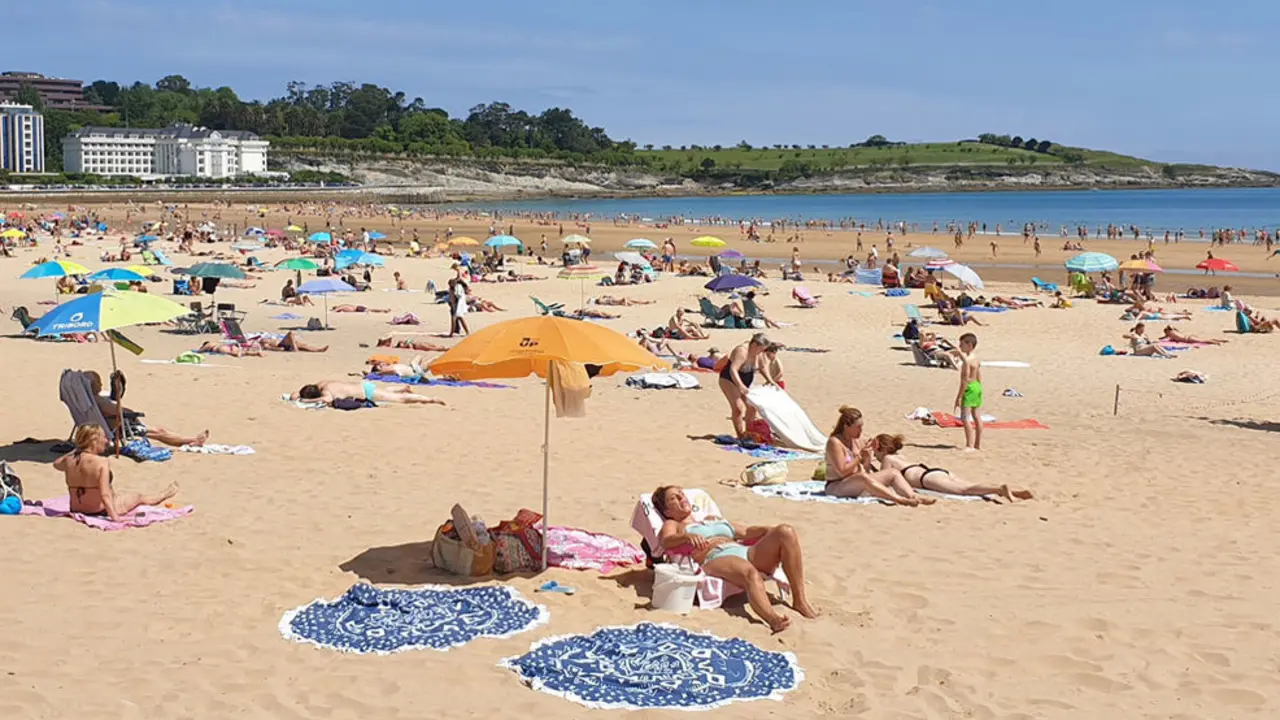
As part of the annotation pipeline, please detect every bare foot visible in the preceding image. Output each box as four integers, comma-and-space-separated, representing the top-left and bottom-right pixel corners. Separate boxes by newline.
1010, 487, 1034, 500
793, 600, 820, 619
160, 482, 179, 503
766, 613, 792, 633
898, 497, 920, 507
916, 495, 938, 505
962, 447, 981, 454
192, 431, 209, 447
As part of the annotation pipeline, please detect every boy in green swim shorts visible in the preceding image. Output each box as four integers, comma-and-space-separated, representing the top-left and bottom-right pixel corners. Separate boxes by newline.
952, 332, 983, 451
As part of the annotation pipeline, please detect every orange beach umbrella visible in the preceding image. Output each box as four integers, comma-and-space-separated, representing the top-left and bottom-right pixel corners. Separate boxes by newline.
428, 316, 665, 569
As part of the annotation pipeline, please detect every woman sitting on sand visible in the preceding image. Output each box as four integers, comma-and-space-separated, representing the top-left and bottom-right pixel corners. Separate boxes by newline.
1160, 325, 1227, 345
870, 433, 1032, 502
652, 485, 818, 632
634, 330, 677, 357
667, 308, 709, 340
56, 425, 179, 522
1124, 322, 1174, 357
824, 406, 932, 506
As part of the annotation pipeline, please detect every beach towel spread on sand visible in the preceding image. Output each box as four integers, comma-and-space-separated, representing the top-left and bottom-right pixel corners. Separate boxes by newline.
624, 372, 700, 390
500, 622, 803, 710
752, 481, 987, 505
929, 411, 1049, 430
745, 385, 827, 452
280, 584, 547, 654
19, 496, 193, 531
178, 444, 256, 456
546, 527, 647, 573
364, 373, 513, 389
710, 436, 821, 461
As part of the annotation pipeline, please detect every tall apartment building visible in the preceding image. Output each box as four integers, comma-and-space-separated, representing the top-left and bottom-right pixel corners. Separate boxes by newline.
0, 103, 44, 173
62, 123, 269, 178
0, 72, 92, 110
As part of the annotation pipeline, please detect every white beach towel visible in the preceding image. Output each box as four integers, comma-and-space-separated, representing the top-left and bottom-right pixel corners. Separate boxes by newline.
981, 361, 1031, 369
178, 444, 256, 456
753, 481, 988, 504
745, 385, 826, 453
625, 372, 700, 390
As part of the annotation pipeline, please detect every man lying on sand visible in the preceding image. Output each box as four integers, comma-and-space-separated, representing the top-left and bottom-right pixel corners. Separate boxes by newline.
376, 335, 451, 351
291, 380, 445, 406
260, 332, 328, 353
592, 295, 655, 306
333, 304, 390, 313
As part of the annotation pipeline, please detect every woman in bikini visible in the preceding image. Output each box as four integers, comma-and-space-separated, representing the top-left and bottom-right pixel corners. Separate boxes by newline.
716, 333, 775, 438
197, 341, 262, 357
377, 335, 451, 351
823, 406, 932, 506
1159, 325, 1227, 345
652, 485, 818, 632
55, 425, 178, 522
870, 433, 1032, 502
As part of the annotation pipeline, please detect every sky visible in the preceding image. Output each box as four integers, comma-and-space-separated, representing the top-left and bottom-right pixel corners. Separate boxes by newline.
17, 0, 1280, 169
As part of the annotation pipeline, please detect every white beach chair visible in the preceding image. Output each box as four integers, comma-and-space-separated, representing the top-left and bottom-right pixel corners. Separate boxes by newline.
630, 488, 790, 610
59, 369, 117, 444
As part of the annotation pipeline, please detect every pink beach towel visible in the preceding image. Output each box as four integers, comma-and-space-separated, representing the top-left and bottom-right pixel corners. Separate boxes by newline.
546, 526, 646, 573
19, 496, 194, 531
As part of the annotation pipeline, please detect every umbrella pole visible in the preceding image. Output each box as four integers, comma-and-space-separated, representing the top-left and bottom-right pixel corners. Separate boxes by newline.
109, 339, 122, 458
541, 379, 551, 572
324, 295, 330, 329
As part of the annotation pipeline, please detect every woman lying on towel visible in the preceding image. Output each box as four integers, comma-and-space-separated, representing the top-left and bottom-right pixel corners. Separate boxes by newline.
376, 335, 452, 351
56, 425, 179, 522
1160, 325, 1227, 345
197, 341, 262, 357
824, 406, 935, 506
332, 304, 391, 313
871, 433, 1033, 502
592, 295, 656, 306
652, 485, 818, 632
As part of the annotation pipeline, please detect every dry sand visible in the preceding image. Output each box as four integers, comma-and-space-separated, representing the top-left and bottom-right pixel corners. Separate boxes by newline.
2, 202, 1279, 719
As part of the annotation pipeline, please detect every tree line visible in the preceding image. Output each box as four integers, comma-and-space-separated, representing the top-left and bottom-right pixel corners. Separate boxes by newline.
976, 133, 1085, 163
21, 75, 639, 169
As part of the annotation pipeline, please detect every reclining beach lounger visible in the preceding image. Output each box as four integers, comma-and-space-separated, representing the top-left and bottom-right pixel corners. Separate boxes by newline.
59, 369, 119, 444
630, 488, 790, 610
1031, 277, 1059, 293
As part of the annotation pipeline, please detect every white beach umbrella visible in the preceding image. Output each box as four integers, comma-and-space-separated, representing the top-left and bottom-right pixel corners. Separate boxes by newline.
943, 263, 984, 289
925, 258, 955, 269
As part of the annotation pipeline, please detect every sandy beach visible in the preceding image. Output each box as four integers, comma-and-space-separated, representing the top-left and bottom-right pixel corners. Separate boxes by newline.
2, 202, 1279, 719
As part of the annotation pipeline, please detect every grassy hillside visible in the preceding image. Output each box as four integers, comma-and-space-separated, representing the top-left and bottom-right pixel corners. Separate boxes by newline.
638, 141, 1161, 174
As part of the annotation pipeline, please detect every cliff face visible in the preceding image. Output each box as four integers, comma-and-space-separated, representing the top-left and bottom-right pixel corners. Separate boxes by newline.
277, 154, 1280, 202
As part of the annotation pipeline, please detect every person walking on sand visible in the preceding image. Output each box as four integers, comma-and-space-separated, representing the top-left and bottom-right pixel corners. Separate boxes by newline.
950, 332, 983, 451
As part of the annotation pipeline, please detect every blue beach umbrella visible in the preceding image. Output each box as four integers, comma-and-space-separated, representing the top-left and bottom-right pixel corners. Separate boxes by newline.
485, 235, 523, 250
244, 227, 266, 236
626, 238, 656, 250
308, 232, 332, 243
335, 250, 385, 270
908, 246, 948, 259
704, 274, 762, 292
136, 235, 159, 245
718, 249, 745, 260
1064, 252, 1118, 273
297, 277, 356, 328
87, 268, 148, 283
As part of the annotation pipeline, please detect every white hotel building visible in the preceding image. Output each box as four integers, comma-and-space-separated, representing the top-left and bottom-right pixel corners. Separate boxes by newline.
0, 103, 45, 173
62, 123, 269, 178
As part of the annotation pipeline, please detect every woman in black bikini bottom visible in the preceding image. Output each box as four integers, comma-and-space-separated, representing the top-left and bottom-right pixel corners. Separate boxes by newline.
716, 334, 773, 438
871, 433, 1033, 502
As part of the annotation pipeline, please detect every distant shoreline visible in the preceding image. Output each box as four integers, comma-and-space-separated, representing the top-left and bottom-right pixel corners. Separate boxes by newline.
4, 179, 1279, 206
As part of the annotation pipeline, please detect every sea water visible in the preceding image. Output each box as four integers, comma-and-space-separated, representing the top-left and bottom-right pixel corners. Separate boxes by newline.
447, 187, 1280, 236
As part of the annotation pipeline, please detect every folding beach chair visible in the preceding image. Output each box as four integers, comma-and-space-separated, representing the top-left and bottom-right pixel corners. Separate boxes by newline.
697, 297, 736, 328
216, 303, 246, 322
1031, 277, 1059, 293
220, 318, 249, 344
531, 297, 567, 317
59, 369, 120, 445
903, 304, 931, 325
630, 489, 790, 610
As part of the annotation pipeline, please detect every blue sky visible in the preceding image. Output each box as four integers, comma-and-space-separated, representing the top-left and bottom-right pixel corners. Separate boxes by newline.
20, 0, 1279, 169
